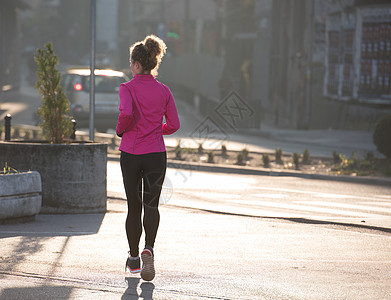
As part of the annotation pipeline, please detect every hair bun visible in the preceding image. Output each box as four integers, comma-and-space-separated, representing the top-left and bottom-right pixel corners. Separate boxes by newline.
143, 35, 167, 59
129, 34, 167, 77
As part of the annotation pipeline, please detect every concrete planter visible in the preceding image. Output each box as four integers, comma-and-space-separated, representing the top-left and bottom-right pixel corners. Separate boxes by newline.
0, 141, 107, 214
0, 171, 42, 221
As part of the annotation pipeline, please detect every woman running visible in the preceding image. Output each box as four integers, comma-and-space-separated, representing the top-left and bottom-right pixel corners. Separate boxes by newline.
116, 34, 180, 281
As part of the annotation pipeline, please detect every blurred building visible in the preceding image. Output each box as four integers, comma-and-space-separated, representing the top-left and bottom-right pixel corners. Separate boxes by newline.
226, 0, 391, 130
254, 0, 312, 129
120, 0, 224, 117
0, 0, 29, 92
248, 0, 391, 130
307, 0, 391, 130
3, 0, 390, 130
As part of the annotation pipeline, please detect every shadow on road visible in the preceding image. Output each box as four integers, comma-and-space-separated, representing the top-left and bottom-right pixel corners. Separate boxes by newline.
0, 214, 106, 285
122, 277, 155, 299
0, 285, 73, 300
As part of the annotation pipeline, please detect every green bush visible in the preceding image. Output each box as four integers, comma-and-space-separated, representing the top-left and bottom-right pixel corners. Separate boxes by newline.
302, 149, 310, 164
110, 136, 117, 149
364, 150, 375, 162
207, 151, 214, 163
221, 144, 227, 157
198, 143, 204, 154
292, 153, 300, 169
35, 42, 73, 143
24, 130, 31, 140
373, 115, 391, 159
175, 147, 182, 160
262, 154, 270, 168
332, 151, 341, 164
275, 148, 283, 164
12, 128, 20, 139
241, 148, 249, 160
175, 139, 182, 159
237, 153, 244, 165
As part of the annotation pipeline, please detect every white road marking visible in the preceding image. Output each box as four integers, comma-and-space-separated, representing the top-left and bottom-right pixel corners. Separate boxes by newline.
226, 199, 381, 217
295, 201, 391, 214
255, 186, 391, 202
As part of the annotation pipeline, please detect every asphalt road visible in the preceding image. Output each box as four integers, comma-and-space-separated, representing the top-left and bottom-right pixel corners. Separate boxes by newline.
107, 161, 391, 299
1, 163, 390, 299
108, 161, 391, 230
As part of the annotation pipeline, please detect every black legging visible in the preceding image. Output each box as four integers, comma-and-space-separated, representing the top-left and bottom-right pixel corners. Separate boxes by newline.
120, 151, 167, 257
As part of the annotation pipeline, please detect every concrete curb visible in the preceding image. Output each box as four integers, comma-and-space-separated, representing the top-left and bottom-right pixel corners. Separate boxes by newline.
107, 154, 391, 186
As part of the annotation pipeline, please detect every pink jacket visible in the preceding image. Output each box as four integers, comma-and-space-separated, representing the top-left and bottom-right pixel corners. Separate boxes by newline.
116, 74, 180, 154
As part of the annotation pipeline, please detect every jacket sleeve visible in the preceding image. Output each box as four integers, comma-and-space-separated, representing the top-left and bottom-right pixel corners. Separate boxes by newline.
116, 84, 133, 136
162, 89, 180, 135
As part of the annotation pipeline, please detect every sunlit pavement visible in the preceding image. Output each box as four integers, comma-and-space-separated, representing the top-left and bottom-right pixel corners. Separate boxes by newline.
5, 161, 389, 299
1, 194, 391, 299
1, 159, 391, 299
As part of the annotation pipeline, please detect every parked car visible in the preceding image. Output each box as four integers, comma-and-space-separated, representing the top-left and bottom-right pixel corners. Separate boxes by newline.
62, 68, 129, 132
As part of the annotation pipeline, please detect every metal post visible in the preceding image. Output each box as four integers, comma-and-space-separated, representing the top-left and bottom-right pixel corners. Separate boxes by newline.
184, 0, 190, 52
70, 119, 76, 140
89, 0, 96, 141
4, 114, 11, 141
304, 0, 314, 129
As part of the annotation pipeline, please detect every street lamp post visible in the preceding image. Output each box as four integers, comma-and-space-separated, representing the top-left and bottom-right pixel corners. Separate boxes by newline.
89, 0, 96, 141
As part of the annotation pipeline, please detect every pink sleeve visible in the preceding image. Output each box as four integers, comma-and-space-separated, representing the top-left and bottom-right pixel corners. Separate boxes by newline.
162, 90, 180, 135
116, 84, 133, 135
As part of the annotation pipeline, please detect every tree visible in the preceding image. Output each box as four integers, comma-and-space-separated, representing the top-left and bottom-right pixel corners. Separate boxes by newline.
34, 42, 73, 144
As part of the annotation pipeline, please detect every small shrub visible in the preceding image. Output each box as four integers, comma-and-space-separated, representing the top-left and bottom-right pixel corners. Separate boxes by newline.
175, 140, 182, 159
207, 151, 214, 163
183, 147, 195, 154
241, 148, 249, 160
198, 143, 204, 154
302, 149, 310, 164
110, 136, 116, 149
373, 115, 391, 159
221, 144, 227, 157
348, 152, 360, 169
275, 148, 283, 164
333, 152, 376, 176
364, 150, 375, 162
332, 151, 341, 164
292, 153, 300, 169
175, 147, 182, 160
237, 153, 244, 165
24, 130, 31, 140
12, 128, 20, 138
262, 154, 270, 168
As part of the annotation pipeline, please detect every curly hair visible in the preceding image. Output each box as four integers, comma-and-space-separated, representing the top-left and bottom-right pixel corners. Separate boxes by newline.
129, 35, 167, 77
